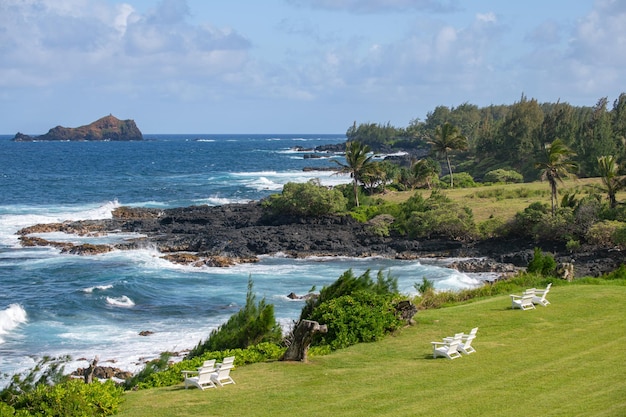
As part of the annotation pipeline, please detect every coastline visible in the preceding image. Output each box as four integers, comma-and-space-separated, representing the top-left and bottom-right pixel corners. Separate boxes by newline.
16, 201, 622, 278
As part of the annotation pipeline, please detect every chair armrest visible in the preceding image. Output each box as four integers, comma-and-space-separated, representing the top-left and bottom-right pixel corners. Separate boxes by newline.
181, 370, 198, 377
510, 294, 522, 299
431, 341, 447, 347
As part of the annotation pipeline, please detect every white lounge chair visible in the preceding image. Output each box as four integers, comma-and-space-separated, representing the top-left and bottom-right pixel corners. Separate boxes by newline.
183, 368, 216, 390
444, 327, 478, 343
431, 340, 462, 359
510, 291, 536, 310
211, 366, 236, 387
532, 283, 552, 306
217, 356, 235, 370
457, 334, 477, 355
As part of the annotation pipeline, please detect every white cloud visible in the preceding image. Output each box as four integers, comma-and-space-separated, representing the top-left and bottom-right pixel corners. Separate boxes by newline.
287, 0, 459, 13
0, 0, 251, 93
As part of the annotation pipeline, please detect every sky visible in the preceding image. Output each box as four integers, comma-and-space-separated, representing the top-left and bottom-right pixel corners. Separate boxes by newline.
1, 0, 625, 134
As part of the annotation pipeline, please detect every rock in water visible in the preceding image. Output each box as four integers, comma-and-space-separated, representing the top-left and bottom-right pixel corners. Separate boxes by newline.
12, 114, 143, 141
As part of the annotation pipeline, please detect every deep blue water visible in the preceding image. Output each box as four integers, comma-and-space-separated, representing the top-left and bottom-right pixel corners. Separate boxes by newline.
0, 134, 482, 380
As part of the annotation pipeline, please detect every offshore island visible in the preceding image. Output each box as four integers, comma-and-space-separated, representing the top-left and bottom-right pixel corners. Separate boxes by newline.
11, 114, 143, 142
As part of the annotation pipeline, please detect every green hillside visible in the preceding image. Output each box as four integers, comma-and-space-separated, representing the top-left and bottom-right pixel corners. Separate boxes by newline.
118, 284, 626, 417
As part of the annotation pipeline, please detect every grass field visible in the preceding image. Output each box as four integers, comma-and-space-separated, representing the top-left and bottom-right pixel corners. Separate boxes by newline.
380, 178, 607, 223
117, 284, 626, 417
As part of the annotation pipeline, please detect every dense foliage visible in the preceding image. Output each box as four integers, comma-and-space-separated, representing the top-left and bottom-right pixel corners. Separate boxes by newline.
298, 269, 402, 350
262, 179, 347, 217
0, 357, 124, 417
125, 343, 288, 390
526, 247, 557, 276
347, 93, 626, 182
188, 278, 282, 358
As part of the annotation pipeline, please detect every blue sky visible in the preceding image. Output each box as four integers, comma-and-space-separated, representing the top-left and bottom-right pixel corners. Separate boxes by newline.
1, 0, 624, 134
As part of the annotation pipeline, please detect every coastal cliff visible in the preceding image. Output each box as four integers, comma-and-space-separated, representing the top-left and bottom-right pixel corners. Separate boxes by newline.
12, 115, 143, 141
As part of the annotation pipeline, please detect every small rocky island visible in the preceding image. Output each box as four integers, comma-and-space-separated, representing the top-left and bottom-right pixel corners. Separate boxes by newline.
12, 115, 143, 142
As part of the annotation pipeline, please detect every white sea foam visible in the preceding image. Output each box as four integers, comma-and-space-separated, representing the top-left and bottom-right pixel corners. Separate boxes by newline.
106, 296, 135, 308
82, 284, 113, 293
0, 304, 28, 343
0, 200, 122, 247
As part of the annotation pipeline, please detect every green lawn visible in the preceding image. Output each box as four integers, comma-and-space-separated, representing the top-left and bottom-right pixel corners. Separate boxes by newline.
118, 284, 626, 417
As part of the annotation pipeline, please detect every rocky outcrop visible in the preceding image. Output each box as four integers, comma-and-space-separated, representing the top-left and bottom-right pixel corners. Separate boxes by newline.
12, 115, 143, 141
15, 202, 625, 278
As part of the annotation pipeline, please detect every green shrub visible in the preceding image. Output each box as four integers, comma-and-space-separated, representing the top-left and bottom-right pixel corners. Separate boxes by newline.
483, 168, 524, 183
189, 278, 282, 358
527, 247, 557, 276
439, 172, 477, 188
367, 214, 395, 237
308, 290, 403, 350
298, 269, 400, 350
478, 216, 506, 238
3, 379, 123, 417
414, 277, 435, 295
262, 179, 347, 217
300, 269, 398, 321
566, 238, 581, 252
586, 220, 626, 247
129, 342, 286, 390
392, 191, 476, 240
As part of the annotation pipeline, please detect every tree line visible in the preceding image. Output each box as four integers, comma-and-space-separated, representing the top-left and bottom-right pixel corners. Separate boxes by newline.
346, 93, 626, 182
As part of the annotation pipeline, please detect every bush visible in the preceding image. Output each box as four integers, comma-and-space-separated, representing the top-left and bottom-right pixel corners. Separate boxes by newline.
298, 269, 401, 350
527, 247, 557, 276
308, 290, 403, 350
585, 220, 626, 247
478, 216, 506, 239
439, 172, 477, 188
483, 169, 524, 183
396, 192, 476, 240
128, 342, 286, 390
0, 356, 124, 416
262, 179, 347, 217
189, 278, 282, 358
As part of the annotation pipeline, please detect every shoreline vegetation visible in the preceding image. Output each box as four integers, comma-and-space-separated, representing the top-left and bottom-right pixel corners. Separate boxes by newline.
6, 92, 626, 414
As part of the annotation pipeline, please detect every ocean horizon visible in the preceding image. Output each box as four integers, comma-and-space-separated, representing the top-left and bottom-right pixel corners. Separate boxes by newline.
0, 133, 486, 381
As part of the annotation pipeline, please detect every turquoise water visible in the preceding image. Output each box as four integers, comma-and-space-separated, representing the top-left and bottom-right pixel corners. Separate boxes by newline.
0, 134, 482, 379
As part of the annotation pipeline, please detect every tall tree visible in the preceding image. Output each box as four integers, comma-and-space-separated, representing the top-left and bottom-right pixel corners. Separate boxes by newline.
411, 158, 440, 189
427, 122, 468, 188
597, 155, 623, 209
535, 139, 578, 215
334, 141, 374, 207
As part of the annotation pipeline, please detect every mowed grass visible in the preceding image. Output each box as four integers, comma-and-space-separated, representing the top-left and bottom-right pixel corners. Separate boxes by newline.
118, 285, 626, 417
381, 178, 609, 223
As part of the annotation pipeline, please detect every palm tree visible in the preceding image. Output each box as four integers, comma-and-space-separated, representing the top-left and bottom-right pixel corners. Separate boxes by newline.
334, 141, 374, 207
597, 155, 624, 209
427, 123, 468, 188
535, 139, 578, 216
412, 158, 440, 189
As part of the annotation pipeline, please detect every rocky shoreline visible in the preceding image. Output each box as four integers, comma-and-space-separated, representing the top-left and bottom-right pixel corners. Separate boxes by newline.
17, 202, 624, 278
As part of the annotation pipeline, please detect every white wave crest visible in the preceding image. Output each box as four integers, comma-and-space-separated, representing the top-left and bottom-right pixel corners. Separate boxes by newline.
83, 284, 113, 293
0, 200, 122, 247
0, 304, 28, 343
106, 296, 135, 308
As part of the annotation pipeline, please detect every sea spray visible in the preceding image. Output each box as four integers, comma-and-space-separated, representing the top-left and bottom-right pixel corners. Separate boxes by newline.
0, 304, 27, 343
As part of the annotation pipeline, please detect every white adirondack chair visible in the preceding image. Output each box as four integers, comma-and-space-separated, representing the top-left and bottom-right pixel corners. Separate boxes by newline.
457, 334, 477, 355
210, 366, 236, 387
444, 327, 478, 343
510, 290, 536, 310
217, 356, 235, 370
183, 368, 216, 390
532, 283, 552, 306
431, 340, 462, 359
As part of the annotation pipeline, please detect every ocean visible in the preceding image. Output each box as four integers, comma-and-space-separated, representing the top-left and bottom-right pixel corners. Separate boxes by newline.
0, 134, 483, 381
